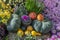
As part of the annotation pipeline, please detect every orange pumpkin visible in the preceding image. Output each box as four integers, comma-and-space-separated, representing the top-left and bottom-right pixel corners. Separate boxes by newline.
29, 12, 36, 20
37, 14, 44, 21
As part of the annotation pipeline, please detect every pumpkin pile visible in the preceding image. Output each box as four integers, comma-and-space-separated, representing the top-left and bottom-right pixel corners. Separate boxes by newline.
0, 0, 54, 40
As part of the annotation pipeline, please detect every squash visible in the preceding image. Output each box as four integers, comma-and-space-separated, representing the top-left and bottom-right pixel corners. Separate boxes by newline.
37, 14, 44, 21
27, 26, 33, 31
32, 19, 52, 33
17, 29, 24, 37
25, 30, 31, 36
7, 14, 21, 32
31, 31, 41, 36
32, 20, 42, 32
29, 12, 36, 20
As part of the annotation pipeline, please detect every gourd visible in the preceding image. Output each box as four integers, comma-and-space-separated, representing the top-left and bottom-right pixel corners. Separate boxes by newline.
17, 29, 24, 37
7, 14, 21, 32
31, 31, 41, 36
37, 14, 44, 21
32, 19, 52, 33
29, 12, 37, 20
27, 26, 33, 31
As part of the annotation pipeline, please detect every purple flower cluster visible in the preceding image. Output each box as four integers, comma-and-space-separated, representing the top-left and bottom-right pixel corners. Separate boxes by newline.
41, 0, 60, 38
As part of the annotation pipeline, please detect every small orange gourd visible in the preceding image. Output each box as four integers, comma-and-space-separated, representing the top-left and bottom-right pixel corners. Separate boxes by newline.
37, 14, 44, 21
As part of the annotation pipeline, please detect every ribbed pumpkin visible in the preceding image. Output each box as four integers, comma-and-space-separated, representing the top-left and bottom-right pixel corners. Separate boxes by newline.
7, 14, 21, 32
32, 19, 52, 33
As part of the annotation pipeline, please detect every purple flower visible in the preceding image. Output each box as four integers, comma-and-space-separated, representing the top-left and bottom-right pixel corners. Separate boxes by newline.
42, 0, 60, 36
57, 32, 60, 38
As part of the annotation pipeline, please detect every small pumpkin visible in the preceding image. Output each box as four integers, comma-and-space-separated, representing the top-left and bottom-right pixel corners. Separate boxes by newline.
17, 29, 24, 37
37, 14, 44, 21
7, 14, 21, 32
27, 26, 33, 31
32, 19, 52, 33
29, 12, 36, 20
21, 15, 31, 26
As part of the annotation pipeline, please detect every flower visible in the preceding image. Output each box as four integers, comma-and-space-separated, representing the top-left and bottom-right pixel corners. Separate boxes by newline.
1, 19, 7, 24
42, 0, 60, 35
0, 9, 11, 24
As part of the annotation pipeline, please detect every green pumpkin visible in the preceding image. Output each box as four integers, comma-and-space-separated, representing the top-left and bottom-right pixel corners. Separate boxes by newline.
7, 14, 21, 32
32, 19, 52, 33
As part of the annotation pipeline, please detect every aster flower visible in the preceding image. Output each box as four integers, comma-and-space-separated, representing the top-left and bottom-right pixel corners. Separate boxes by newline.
42, 0, 60, 36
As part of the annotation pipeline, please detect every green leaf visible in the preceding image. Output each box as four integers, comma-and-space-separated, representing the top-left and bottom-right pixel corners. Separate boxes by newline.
24, 0, 45, 13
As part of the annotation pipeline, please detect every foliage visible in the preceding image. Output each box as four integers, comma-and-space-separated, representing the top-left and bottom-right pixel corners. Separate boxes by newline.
24, 0, 45, 13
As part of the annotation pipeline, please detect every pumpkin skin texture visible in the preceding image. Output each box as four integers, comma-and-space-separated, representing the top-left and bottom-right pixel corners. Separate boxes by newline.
29, 12, 36, 20
21, 15, 31, 26
7, 14, 21, 32
32, 20, 52, 33
32, 20, 42, 32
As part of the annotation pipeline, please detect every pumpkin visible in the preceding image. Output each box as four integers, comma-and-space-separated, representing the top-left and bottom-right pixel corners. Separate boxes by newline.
32, 19, 52, 33
7, 14, 21, 32
27, 26, 33, 31
21, 15, 31, 26
29, 12, 36, 20
37, 14, 44, 21
17, 29, 24, 37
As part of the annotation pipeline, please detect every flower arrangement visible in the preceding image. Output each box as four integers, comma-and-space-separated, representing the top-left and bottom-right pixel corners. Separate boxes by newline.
0, 0, 59, 40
